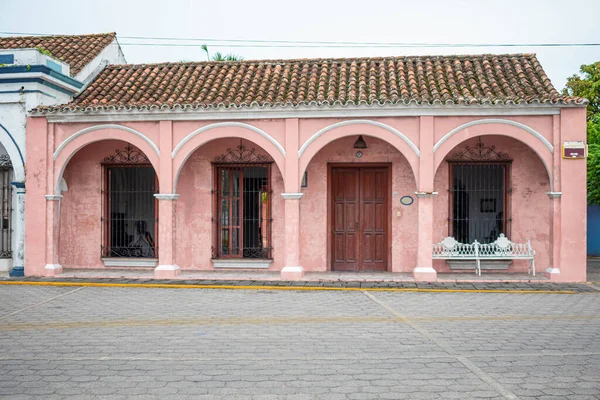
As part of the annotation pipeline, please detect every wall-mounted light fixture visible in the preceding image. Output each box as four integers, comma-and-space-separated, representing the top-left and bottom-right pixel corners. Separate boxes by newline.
353, 135, 367, 149
301, 171, 308, 188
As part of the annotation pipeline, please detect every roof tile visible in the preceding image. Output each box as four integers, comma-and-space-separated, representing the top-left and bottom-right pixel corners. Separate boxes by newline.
0, 33, 116, 75
35, 53, 587, 113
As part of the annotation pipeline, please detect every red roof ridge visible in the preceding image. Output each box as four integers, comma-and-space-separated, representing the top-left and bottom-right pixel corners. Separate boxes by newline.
104, 53, 539, 70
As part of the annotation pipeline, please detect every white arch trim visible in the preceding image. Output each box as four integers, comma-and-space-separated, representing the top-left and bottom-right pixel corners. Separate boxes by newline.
433, 118, 554, 153
297, 119, 420, 158
171, 122, 286, 159
0, 123, 25, 182
53, 124, 160, 161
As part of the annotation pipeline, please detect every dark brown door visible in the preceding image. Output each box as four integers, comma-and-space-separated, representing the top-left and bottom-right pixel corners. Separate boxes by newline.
332, 167, 388, 271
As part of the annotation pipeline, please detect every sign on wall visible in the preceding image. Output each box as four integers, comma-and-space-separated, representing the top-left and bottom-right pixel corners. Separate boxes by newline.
562, 141, 587, 159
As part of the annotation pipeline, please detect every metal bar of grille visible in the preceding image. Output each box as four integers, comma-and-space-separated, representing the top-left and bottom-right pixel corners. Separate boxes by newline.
450, 162, 509, 244
102, 165, 157, 258
215, 165, 272, 259
0, 167, 12, 258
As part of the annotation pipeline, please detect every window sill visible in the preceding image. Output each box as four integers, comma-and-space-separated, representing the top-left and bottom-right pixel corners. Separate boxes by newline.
101, 258, 158, 268
211, 259, 273, 269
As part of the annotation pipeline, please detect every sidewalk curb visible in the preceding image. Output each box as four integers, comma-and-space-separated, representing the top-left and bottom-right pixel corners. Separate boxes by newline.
0, 280, 583, 294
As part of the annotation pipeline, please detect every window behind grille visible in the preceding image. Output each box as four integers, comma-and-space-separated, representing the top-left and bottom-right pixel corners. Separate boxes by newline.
102, 166, 157, 258
449, 163, 511, 244
214, 165, 272, 259
0, 167, 11, 258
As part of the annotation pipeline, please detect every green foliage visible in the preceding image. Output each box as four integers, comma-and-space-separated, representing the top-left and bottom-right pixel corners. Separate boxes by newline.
564, 62, 600, 204
588, 115, 600, 145
201, 44, 243, 62
35, 46, 53, 58
588, 144, 600, 205
25, 64, 31, 71
562, 61, 600, 122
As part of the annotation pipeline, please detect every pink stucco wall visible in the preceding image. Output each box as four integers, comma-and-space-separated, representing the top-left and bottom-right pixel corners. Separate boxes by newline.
174, 138, 285, 270
300, 135, 417, 272
433, 135, 551, 273
25, 111, 588, 281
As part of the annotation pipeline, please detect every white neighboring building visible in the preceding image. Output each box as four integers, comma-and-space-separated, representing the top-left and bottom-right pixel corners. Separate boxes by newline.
0, 33, 126, 276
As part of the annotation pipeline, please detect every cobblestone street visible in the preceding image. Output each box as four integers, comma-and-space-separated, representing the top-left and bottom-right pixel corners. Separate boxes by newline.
0, 285, 599, 399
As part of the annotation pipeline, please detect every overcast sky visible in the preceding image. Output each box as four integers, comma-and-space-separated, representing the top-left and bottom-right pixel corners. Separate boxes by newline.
1, 0, 598, 90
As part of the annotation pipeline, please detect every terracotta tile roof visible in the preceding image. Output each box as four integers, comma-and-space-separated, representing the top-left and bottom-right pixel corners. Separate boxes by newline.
0, 33, 117, 76
35, 53, 587, 113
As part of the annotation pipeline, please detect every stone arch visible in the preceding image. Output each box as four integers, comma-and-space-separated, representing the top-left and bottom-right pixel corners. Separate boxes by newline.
297, 120, 420, 189
172, 122, 286, 193
434, 119, 554, 191
53, 125, 160, 195
0, 122, 25, 182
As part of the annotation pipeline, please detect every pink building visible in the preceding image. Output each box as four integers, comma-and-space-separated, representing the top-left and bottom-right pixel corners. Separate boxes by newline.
25, 54, 588, 281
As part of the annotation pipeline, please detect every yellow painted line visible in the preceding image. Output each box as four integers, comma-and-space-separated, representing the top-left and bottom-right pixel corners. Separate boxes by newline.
1, 313, 599, 332
0, 280, 582, 294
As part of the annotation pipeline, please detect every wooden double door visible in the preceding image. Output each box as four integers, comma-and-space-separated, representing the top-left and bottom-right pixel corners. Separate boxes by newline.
331, 166, 389, 272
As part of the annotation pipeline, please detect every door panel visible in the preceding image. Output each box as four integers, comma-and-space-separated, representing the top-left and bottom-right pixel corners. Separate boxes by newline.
331, 167, 388, 271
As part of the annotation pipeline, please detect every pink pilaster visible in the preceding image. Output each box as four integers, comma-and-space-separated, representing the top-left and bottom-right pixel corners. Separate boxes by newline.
44, 195, 63, 276
25, 117, 49, 276
154, 121, 180, 278
546, 114, 562, 278
413, 116, 437, 281
281, 118, 304, 280
555, 109, 587, 281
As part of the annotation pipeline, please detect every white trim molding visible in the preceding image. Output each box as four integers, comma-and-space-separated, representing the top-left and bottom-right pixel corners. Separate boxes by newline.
546, 192, 562, 199
53, 124, 160, 161
281, 193, 304, 200
171, 122, 286, 158
102, 258, 158, 267
415, 191, 438, 198
413, 267, 437, 273
298, 119, 420, 158
154, 194, 181, 200
154, 264, 180, 271
45, 194, 63, 201
43, 104, 572, 124
433, 118, 554, 153
212, 259, 272, 269
546, 267, 561, 274
44, 263, 62, 271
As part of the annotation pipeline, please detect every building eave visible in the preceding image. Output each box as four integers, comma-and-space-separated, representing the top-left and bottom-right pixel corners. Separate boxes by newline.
35, 102, 583, 123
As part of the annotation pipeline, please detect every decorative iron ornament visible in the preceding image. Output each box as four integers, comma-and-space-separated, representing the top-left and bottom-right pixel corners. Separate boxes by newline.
211, 245, 272, 259
102, 145, 150, 164
0, 154, 13, 168
213, 140, 270, 163
451, 138, 510, 161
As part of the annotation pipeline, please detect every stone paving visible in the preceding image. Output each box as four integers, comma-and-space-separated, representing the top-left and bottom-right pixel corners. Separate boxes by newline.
0, 284, 599, 399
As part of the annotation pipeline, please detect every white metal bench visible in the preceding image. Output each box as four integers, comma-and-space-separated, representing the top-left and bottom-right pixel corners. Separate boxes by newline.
432, 234, 535, 276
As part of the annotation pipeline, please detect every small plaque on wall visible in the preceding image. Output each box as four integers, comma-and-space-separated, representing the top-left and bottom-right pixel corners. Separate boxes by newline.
562, 141, 587, 159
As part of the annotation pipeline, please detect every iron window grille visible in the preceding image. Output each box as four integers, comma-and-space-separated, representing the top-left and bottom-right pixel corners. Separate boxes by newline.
448, 139, 512, 244
101, 145, 158, 259
211, 142, 273, 259
0, 154, 12, 259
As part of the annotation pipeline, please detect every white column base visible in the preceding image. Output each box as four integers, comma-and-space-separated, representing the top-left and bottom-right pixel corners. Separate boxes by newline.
281, 266, 304, 280
154, 264, 181, 278
44, 264, 63, 276
545, 267, 560, 280
413, 266, 437, 282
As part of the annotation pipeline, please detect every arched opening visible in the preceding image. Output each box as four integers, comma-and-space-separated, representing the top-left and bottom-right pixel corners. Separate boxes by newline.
174, 137, 285, 271
172, 123, 286, 194
300, 135, 418, 273
433, 134, 551, 274
59, 140, 159, 268
0, 142, 16, 272
298, 120, 419, 192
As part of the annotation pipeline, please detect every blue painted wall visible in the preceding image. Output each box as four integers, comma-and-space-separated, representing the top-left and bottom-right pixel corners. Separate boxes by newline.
588, 204, 600, 256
